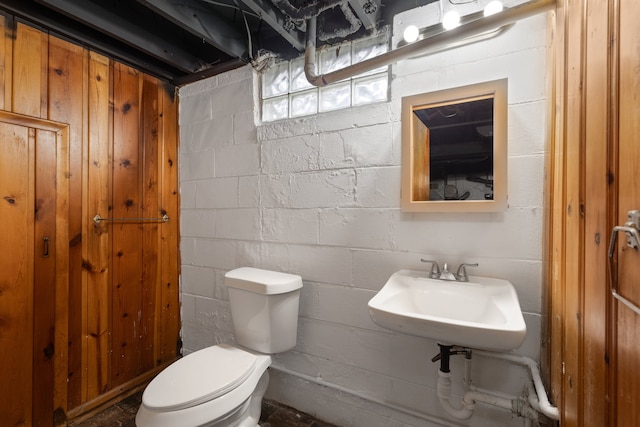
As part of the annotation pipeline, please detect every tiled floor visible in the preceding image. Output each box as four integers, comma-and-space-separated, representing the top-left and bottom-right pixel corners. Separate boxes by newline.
72, 391, 338, 427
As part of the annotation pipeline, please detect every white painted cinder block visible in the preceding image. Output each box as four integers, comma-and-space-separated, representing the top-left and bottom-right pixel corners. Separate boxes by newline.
233, 110, 258, 145
180, 209, 216, 238
354, 166, 402, 208
181, 149, 215, 181
261, 134, 321, 174
189, 238, 237, 269
179, 91, 211, 125
214, 144, 260, 177
181, 265, 215, 299
214, 208, 261, 240
290, 170, 357, 208
195, 177, 239, 209
177, 3, 550, 425
190, 117, 233, 151
262, 208, 319, 244
238, 176, 260, 208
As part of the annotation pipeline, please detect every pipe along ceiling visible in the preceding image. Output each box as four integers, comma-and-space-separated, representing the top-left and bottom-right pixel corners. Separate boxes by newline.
0, 0, 437, 85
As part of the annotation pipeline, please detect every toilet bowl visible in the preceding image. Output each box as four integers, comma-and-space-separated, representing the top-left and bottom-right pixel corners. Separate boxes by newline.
136, 267, 303, 427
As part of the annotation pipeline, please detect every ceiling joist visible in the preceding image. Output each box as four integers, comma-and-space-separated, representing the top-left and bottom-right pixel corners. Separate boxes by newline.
4, 0, 438, 84
238, 0, 305, 51
136, 0, 249, 61
36, 0, 208, 73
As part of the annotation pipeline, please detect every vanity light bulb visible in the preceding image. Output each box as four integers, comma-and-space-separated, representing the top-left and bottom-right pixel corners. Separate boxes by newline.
403, 25, 420, 43
484, 0, 504, 16
442, 10, 461, 30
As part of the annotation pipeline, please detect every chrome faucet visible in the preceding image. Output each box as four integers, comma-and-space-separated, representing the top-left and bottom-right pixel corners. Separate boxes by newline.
439, 263, 457, 281
420, 259, 441, 279
455, 263, 478, 282
420, 259, 478, 281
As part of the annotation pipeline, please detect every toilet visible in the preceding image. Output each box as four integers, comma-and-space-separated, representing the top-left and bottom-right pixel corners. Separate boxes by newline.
135, 267, 303, 427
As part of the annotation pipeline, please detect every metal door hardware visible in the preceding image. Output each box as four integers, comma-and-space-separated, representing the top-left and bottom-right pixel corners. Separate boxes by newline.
607, 210, 640, 315
43, 236, 49, 258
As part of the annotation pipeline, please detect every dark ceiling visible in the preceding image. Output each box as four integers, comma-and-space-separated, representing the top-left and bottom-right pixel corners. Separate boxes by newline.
0, 0, 435, 86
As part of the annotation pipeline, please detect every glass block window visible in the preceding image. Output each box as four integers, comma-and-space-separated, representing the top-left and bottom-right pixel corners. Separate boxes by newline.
261, 34, 389, 122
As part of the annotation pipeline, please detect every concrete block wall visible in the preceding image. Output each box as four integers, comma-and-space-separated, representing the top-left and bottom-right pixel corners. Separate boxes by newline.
178, 3, 549, 425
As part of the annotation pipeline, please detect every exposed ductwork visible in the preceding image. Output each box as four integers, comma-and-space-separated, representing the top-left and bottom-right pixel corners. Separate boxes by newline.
317, 2, 362, 42
0, 0, 433, 84
271, 0, 343, 22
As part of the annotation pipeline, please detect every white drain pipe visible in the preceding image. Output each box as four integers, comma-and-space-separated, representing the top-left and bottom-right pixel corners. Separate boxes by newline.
434, 347, 558, 422
268, 363, 463, 427
475, 350, 560, 420
304, 0, 556, 87
436, 370, 539, 421
436, 370, 474, 419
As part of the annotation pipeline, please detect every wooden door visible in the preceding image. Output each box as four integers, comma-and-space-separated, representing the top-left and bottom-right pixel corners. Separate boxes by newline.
612, 0, 640, 423
0, 112, 68, 426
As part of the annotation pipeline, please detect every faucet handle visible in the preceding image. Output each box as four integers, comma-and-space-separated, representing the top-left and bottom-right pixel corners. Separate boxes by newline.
455, 263, 478, 282
420, 259, 441, 278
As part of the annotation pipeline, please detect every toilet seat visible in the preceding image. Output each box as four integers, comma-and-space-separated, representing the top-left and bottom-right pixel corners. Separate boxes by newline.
136, 345, 272, 427
143, 344, 259, 411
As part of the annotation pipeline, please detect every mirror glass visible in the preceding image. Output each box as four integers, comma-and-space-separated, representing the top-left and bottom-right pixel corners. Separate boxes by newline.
401, 79, 507, 212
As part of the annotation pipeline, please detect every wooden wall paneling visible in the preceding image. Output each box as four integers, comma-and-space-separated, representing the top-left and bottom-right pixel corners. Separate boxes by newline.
111, 62, 144, 386
13, 22, 47, 118
0, 17, 180, 419
141, 75, 160, 372
548, 0, 566, 409
581, 0, 610, 424
616, 0, 640, 423
551, 1, 640, 424
559, 0, 588, 425
616, 0, 640, 357
0, 14, 14, 110
0, 120, 34, 426
607, 1, 620, 423
33, 128, 58, 426
53, 125, 70, 426
158, 84, 180, 363
47, 35, 87, 412
85, 51, 112, 404
0, 112, 69, 426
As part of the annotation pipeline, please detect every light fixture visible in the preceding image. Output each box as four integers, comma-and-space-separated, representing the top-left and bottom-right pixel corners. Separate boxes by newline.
395, 3, 516, 55
484, 0, 504, 16
442, 10, 461, 30
403, 25, 420, 43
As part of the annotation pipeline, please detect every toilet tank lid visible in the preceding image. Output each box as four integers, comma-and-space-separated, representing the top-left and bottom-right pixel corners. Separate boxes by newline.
225, 267, 302, 295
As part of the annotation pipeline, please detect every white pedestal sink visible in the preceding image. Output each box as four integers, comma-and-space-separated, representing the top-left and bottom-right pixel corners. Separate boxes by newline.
367, 270, 526, 351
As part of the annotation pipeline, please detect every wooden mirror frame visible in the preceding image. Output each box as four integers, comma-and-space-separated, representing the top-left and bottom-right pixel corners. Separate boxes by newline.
401, 79, 508, 212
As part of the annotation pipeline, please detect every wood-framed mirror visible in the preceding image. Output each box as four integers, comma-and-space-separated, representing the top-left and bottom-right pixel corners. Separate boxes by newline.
401, 79, 507, 212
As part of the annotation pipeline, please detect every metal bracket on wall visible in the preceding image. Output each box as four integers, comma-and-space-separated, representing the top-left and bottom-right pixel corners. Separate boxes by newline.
608, 210, 640, 315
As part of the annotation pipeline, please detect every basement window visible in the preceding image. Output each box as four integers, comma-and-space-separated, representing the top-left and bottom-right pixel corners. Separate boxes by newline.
261, 34, 389, 122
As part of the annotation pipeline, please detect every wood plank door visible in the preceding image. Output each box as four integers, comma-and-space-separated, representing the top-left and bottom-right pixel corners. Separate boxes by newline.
0, 111, 68, 427
612, 0, 640, 423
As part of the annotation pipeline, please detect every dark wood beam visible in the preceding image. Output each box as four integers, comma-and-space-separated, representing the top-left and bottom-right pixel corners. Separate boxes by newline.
174, 58, 248, 86
36, 0, 208, 73
0, 0, 181, 81
136, 0, 249, 60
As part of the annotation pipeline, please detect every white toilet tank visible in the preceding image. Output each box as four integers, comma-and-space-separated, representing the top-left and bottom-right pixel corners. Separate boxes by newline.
224, 267, 303, 354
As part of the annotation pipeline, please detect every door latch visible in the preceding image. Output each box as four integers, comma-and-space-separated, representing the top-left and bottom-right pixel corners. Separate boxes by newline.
607, 210, 640, 316
623, 210, 640, 249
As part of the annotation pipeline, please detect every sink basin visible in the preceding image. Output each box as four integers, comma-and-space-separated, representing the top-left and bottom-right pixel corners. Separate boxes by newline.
367, 269, 526, 351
